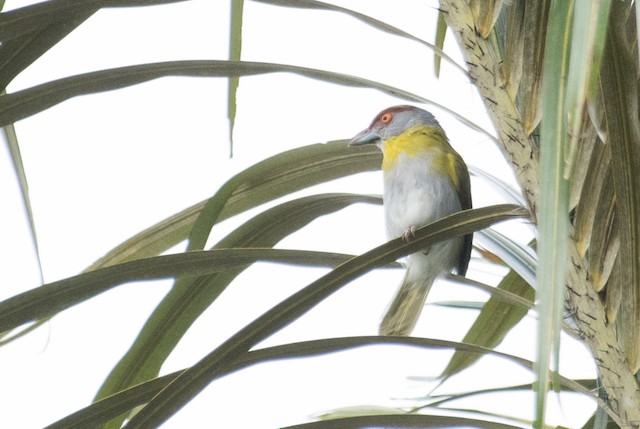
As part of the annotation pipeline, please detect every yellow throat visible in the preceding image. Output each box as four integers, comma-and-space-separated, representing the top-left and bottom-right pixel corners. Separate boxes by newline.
381, 124, 460, 188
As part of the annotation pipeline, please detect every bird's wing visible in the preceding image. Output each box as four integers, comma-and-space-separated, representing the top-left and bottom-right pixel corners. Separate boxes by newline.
454, 153, 473, 276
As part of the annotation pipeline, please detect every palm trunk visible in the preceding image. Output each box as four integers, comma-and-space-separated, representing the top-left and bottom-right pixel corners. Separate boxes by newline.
439, 1, 640, 426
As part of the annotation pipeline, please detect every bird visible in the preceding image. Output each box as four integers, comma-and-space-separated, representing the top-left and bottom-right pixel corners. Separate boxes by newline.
349, 105, 472, 336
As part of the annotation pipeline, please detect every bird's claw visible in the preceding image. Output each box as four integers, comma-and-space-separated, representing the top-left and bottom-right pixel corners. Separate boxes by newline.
402, 225, 417, 241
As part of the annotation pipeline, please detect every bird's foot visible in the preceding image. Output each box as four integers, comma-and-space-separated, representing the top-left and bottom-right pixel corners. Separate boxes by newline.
402, 225, 417, 241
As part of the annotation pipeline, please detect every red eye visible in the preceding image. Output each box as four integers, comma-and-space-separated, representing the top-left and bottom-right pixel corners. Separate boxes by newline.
380, 112, 392, 123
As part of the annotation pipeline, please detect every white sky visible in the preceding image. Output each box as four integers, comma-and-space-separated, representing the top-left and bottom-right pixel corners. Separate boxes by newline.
1, 1, 596, 428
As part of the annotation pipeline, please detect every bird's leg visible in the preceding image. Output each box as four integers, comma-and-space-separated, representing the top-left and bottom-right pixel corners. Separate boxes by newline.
402, 225, 417, 241
402, 225, 431, 255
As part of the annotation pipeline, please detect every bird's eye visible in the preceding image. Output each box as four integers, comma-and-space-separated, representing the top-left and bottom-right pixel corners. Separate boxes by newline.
380, 112, 392, 123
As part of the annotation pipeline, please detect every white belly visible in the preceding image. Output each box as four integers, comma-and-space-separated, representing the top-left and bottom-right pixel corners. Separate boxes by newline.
383, 152, 464, 279
383, 152, 462, 240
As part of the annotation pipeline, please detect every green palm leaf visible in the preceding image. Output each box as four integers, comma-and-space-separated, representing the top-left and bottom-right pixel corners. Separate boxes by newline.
95, 193, 380, 428
122, 204, 527, 428
87, 140, 381, 270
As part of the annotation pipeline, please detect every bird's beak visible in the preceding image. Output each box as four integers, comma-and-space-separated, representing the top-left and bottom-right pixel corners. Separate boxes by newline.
349, 128, 380, 146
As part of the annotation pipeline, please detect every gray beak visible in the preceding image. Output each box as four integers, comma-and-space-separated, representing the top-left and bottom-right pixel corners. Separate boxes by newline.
348, 128, 380, 146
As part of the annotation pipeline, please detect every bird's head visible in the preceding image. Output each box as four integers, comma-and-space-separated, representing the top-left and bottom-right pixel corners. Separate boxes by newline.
349, 105, 440, 147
